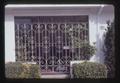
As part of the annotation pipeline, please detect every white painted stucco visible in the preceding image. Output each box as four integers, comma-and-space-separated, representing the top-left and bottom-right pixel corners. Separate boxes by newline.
90, 6, 114, 63
5, 15, 15, 63
5, 4, 114, 63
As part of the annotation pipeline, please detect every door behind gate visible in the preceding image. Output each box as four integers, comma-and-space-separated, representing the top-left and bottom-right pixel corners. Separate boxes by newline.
15, 16, 89, 74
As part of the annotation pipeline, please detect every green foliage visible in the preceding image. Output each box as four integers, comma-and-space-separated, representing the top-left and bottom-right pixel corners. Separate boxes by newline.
80, 43, 96, 59
27, 64, 40, 78
104, 21, 115, 78
5, 62, 24, 78
66, 24, 96, 59
5, 62, 40, 78
73, 61, 107, 78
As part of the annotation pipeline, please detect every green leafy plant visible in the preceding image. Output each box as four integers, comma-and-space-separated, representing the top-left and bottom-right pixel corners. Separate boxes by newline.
72, 61, 107, 78
26, 64, 40, 78
103, 21, 115, 78
5, 62, 23, 78
80, 43, 96, 60
5, 62, 40, 78
66, 24, 96, 60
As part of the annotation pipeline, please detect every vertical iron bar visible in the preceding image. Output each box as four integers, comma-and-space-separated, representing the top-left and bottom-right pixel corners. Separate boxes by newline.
78, 24, 80, 60
65, 23, 67, 72
51, 24, 54, 72
17, 24, 19, 61
45, 23, 47, 72
72, 24, 74, 61
24, 24, 26, 62
31, 24, 33, 62
38, 23, 41, 75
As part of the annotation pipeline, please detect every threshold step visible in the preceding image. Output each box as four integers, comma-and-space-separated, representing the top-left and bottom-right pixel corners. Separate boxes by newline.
41, 74, 69, 79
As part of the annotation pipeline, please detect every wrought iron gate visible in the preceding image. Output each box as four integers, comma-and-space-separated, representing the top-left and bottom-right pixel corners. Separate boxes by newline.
15, 16, 89, 74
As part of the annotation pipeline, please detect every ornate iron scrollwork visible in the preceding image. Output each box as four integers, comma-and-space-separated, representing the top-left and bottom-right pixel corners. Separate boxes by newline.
15, 16, 88, 74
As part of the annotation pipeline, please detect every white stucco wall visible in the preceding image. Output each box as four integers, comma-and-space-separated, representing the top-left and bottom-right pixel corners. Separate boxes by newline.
5, 15, 15, 63
90, 5, 114, 63
5, 5, 114, 63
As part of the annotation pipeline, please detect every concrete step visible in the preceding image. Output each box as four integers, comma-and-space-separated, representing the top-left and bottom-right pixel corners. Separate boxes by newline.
41, 74, 69, 79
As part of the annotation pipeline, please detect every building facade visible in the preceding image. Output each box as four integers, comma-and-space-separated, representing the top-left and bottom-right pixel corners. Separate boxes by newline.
5, 4, 114, 75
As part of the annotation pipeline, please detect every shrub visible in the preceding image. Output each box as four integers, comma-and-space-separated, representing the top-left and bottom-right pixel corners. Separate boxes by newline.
20, 63, 40, 78
80, 43, 96, 60
103, 21, 115, 78
72, 61, 107, 78
5, 62, 24, 78
5, 62, 40, 78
